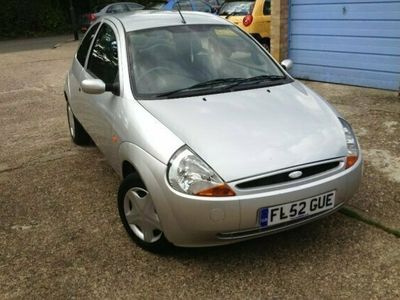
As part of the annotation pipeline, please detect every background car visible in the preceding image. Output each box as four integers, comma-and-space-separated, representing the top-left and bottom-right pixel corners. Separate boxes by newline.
144, 0, 168, 9
80, 2, 143, 32
65, 11, 362, 252
203, 0, 225, 12
219, 0, 271, 49
163, 0, 216, 13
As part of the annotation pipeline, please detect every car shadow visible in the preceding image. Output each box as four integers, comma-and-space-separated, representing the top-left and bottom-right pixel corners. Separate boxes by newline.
156, 213, 362, 267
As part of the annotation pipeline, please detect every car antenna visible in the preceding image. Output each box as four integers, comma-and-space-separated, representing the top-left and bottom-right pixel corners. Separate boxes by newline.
176, 0, 187, 24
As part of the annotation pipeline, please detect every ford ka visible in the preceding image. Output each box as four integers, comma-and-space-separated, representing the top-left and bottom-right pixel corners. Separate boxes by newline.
64, 11, 362, 251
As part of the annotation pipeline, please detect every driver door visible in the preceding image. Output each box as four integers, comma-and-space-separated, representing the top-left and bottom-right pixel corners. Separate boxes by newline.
82, 22, 121, 162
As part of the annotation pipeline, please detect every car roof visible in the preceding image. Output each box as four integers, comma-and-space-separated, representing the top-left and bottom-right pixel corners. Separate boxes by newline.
105, 10, 231, 32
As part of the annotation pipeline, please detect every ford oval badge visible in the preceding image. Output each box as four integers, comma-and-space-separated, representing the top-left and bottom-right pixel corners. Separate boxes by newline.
288, 171, 303, 179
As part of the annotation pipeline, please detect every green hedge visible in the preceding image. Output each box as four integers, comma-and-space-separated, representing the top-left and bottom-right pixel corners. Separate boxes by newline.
0, 0, 148, 38
0, 0, 69, 38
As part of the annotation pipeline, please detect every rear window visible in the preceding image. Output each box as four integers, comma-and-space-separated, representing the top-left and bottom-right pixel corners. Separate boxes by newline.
219, 1, 254, 16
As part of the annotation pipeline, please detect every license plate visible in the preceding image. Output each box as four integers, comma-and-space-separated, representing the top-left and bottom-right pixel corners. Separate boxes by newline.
259, 191, 336, 227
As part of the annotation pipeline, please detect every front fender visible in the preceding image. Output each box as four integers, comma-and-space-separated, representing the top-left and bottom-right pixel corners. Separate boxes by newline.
117, 142, 182, 243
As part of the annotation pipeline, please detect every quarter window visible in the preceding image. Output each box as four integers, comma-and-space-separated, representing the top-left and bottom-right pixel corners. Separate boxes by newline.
263, 0, 271, 15
77, 23, 99, 66
87, 24, 119, 84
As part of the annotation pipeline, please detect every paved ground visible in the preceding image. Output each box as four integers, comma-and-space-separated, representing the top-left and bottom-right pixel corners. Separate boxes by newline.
0, 35, 399, 299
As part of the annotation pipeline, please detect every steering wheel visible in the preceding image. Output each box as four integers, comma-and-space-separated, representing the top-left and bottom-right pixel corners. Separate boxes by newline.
136, 66, 171, 83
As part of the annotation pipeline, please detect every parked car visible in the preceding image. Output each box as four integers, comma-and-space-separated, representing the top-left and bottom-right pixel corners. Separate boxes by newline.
163, 0, 216, 13
219, 0, 271, 49
65, 11, 362, 251
144, 0, 168, 9
80, 2, 143, 32
204, 0, 225, 12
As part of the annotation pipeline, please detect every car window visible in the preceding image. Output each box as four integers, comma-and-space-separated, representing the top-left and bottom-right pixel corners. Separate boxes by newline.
87, 24, 119, 84
263, 0, 271, 15
172, 0, 193, 10
107, 4, 129, 13
77, 23, 100, 67
218, 1, 254, 16
192, 0, 212, 12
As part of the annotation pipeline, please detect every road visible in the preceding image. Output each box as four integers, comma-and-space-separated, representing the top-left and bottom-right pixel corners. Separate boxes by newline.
0, 35, 399, 299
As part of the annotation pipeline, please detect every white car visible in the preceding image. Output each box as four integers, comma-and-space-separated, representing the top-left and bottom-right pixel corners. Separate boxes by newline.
64, 11, 362, 251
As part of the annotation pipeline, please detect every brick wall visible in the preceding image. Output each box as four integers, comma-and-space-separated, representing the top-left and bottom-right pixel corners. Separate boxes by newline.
271, 0, 289, 62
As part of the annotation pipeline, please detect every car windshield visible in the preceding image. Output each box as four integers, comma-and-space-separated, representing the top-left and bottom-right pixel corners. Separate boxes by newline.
219, 1, 254, 16
127, 24, 288, 99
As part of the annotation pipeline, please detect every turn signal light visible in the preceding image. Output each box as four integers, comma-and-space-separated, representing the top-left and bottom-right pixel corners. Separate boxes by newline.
345, 155, 358, 169
243, 15, 253, 27
196, 184, 236, 197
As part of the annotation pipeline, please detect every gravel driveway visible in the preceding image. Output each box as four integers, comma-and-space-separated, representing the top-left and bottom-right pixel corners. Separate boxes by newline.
0, 35, 399, 299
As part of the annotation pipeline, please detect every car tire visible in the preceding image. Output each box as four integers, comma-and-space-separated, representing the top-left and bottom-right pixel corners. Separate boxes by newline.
118, 173, 171, 252
67, 102, 92, 145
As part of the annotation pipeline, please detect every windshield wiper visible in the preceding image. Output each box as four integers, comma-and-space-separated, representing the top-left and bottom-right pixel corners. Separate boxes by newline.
228, 74, 287, 89
240, 74, 286, 83
156, 78, 243, 98
156, 75, 287, 98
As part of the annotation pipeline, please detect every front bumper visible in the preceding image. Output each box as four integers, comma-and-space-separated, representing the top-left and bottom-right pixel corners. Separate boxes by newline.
136, 148, 363, 247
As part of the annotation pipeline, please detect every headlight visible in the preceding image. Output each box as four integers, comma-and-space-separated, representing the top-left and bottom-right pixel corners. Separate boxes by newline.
168, 146, 235, 197
339, 118, 359, 169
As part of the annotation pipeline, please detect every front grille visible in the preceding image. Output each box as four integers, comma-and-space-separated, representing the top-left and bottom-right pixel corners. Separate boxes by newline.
236, 161, 341, 189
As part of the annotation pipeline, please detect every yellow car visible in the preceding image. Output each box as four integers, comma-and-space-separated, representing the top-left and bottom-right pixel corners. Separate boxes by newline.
219, 0, 271, 49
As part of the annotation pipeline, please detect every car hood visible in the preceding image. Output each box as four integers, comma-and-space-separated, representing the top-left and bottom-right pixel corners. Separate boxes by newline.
139, 81, 348, 182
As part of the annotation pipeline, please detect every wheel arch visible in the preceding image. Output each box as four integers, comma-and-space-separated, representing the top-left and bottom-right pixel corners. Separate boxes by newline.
118, 142, 180, 243
122, 160, 138, 178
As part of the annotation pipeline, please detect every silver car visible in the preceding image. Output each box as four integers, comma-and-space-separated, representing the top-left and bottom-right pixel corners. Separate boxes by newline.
64, 11, 362, 251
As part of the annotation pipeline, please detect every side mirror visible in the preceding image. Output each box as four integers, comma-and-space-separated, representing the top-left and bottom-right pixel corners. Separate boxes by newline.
81, 79, 120, 95
281, 59, 293, 71
81, 79, 105, 94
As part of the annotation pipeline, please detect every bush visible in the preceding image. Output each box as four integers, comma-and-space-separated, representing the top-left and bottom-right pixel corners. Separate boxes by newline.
0, 0, 69, 38
0, 0, 149, 39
